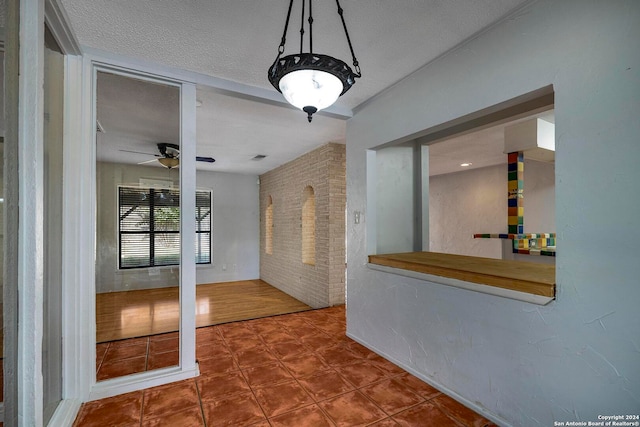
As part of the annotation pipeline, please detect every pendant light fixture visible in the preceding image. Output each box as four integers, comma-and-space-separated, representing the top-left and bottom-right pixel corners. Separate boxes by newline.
268, 0, 362, 122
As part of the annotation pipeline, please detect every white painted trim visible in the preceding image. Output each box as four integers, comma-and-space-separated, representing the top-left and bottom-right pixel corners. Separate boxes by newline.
84, 62, 199, 401
61, 53, 91, 410
365, 149, 377, 255
346, 332, 512, 427
82, 47, 353, 120
44, 0, 81, 55
180, 82, 198, 374
89, 366, 199, 401
46, 399, 82, 427
366, 263, 554, 305
17, 0, 45, 425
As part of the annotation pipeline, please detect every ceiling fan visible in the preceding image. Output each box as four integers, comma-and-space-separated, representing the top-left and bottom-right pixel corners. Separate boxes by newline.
120, 143, 215, 169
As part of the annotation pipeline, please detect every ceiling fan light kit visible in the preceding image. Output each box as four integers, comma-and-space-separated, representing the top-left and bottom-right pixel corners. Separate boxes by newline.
268, 0, 362, 122
158, 157, 180, 169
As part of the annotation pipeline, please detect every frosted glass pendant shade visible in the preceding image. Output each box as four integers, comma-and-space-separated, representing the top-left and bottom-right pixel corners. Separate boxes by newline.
279, 69, 343, 113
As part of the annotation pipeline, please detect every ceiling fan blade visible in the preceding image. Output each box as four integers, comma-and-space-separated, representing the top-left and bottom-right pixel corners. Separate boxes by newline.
120, 149, 160, 157
196, 156, 215, 163
137, 159, 159, 165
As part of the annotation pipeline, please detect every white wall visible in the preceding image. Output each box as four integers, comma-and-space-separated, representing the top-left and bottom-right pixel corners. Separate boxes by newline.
346, 1, 640, 426
429, 160, 555, 258
375, 144, 415, 254
196, 168, 260, 284
96, 162, 259, 293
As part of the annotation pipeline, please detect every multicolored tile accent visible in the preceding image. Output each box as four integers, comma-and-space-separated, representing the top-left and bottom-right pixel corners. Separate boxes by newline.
507, 152, 524, 234
474, 151, 555, 257
473, 233, 556, 257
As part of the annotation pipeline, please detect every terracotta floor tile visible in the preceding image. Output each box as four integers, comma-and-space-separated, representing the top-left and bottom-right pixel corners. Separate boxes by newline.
149, 331, 179, 342
253, 379, 314, 418
432, 394, 493, 427
141, 406, 204, 426
392, 401, 459, 426
269, 404, 334, 427
96, 343, 109, 365
367, 355, 407, 376
241, 361, 293, 387
225, 334, 265, 353
97, 356, 147, 381
368, 418, 401, 426
148, 337, 179, 354
314, 323, 346, 336
297, 369, 355, 402
147, 350, 179, 371
259, 329, 299, 345
393, 373, 441, 400
218, 323, 257, 340
110, 337, 149, 347
281, 352, 330, 377
346, 341, 377, 359
196, 326, 222, 343
319, 390, 387, 427
289, 324, 324, 340
275, 316, 313, 330
316, 345, 363, 367
197, 354, 239, 376
81, 307, 489, 427
269, 339, 310, 360
335, 361, 388, 388
142, 380, 199, 419
73, 391, 143, 427
245, 318, 282, 334
234, 346, 279, 368
202, 392, 267, 426
301, 333, 339, 351
360, 378, 424, 416
196, 341, 232, 359
197, 370, 251, 401
102, 342, 148, 363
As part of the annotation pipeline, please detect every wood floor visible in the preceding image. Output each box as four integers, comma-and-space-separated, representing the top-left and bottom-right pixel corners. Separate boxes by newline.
96, 279, 311, 343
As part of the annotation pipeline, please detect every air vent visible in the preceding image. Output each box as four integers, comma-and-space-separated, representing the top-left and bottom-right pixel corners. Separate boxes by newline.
251, 154, 267, 161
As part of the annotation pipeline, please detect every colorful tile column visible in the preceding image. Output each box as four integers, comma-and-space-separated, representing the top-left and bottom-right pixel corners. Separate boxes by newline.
507, 152, 524, 234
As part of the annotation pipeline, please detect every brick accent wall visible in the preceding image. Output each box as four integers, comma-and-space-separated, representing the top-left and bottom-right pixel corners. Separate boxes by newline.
259, 143, 346, 308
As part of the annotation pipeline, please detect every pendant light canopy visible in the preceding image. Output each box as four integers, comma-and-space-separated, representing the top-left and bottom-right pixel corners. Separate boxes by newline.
268, 0, 362, 122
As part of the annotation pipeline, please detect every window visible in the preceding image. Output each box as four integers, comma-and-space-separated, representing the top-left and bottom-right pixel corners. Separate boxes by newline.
118, 186, 211, 269
302, 186, 316, 265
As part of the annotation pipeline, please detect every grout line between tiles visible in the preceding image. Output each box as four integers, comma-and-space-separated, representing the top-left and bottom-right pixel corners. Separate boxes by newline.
194, 377, 208, 427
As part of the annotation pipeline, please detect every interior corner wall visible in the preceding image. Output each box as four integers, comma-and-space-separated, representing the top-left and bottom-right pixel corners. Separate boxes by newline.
429, 165, 505, 258
346, 1, 640, 426
375, 144, 415, 254
259, 143, 346, 308
96, 162, 259, 293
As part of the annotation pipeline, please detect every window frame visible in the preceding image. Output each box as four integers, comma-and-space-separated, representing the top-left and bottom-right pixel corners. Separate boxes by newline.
117, 185, 212, 269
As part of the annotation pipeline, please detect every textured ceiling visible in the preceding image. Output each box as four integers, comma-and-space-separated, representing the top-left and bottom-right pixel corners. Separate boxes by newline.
62, 0, 532, 174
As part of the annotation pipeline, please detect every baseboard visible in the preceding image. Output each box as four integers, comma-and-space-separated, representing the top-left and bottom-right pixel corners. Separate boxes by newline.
346, 331, 511, 427
47, 399, 82, 427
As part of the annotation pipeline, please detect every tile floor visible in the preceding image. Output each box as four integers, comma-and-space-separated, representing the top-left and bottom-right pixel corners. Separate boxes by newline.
75, 306, 496, 426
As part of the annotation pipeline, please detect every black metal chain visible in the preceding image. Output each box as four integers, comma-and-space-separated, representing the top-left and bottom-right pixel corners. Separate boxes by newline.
275, 0, 361, 77
308, 0, 314, 54
336, 0, 361, 76
299, 0, 305, 54
277, 0, 295, 55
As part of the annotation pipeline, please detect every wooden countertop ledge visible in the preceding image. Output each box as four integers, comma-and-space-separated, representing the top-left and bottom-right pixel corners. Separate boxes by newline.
368, 252, 555, 298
